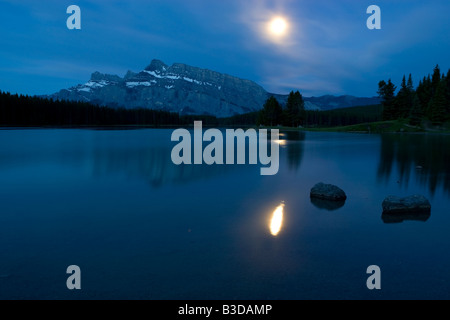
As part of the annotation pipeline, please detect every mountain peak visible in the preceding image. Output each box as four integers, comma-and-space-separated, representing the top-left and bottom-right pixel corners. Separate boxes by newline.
90, 71, 122, 82
145, 59, 168, 72
124, 70, 136, 79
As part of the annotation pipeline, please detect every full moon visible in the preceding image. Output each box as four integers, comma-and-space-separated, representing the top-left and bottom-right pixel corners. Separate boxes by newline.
269, 17, 288, 36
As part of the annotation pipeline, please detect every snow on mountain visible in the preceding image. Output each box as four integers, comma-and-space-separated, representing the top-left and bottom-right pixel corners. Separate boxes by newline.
48, 59, 380, 117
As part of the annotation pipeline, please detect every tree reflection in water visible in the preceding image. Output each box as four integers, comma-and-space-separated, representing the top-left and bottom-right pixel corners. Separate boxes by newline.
281, 131, 305, 172
90, 129, 306, 188
377, 134, 450, 196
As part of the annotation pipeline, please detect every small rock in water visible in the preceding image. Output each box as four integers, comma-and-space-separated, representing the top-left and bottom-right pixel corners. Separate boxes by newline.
310, 183, 347, 201
382, 194, 431, 214
382, 212, 431, 224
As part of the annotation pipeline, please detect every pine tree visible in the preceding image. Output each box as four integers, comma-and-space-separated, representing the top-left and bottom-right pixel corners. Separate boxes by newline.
390, 74, 416, 120
447, 70, 450, 93
446, 70, 450, 120
417, 76, 432, 119
378, 79, 397, 120
259, 96, 282, 126
409, 92, 424, 126
407, 74, 414, 91
284, 90, 305, 127
256, 109, 266, 126
429, 79, 447, 125
394, 76, 409, 119
431, 64, 441, 95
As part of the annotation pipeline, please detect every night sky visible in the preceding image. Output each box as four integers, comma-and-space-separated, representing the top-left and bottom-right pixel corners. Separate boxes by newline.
1, 0, 449, 97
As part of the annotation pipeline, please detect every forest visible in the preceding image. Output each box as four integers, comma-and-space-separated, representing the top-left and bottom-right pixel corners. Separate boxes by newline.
0, 91, 182, 127
378, 65, 450, 126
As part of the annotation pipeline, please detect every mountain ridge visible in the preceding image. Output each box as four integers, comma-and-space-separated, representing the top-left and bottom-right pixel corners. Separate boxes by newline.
47, 59, 380, 117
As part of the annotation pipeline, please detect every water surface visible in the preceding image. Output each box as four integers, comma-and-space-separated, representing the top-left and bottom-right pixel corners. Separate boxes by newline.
0, 129, 449, 300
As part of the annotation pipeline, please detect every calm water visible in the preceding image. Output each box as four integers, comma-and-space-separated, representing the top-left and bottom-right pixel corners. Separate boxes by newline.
0, 128, 449, 300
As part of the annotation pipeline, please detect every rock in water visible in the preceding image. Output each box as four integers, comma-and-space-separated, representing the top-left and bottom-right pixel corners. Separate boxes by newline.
382, 212, 431, 224
382, 195, 431, 214
310, 183, 347, 201
310, 197, 346, 211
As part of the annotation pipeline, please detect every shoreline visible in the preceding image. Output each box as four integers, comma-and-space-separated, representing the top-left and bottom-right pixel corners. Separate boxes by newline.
1, 120, 449, 135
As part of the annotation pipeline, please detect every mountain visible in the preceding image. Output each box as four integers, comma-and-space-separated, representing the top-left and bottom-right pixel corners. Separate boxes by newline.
47, 59, 380, 117
48, 59, 268, 118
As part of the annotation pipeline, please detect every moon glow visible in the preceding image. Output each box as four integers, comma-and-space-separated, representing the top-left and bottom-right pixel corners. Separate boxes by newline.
269, 17, 288, 36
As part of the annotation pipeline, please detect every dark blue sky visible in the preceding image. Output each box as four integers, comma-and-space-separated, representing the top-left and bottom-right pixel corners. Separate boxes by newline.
1, 0, 449, 97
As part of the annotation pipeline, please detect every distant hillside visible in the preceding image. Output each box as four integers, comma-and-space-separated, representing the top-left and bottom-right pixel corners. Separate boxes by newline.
304, 104, 382, 127
273, 93, 381, 111
325, 104, 383, 117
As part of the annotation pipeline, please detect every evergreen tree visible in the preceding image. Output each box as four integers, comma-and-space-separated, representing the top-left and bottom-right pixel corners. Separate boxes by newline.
429, 79, 447, 124
407, 74, 414, 91
259, 96, 282, 126
284, 90, 305, 127
409, 92, 424, 126
447, 70, 450, 93
431, 64, 441, 95
446, 70, 450, 120
416, 75, 432, 118
256, 109, 266, 126
394, 75, 411, 119
378, 79, 397, 120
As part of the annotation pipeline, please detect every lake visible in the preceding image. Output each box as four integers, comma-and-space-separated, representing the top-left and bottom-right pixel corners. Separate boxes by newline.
0, 128, 449, 300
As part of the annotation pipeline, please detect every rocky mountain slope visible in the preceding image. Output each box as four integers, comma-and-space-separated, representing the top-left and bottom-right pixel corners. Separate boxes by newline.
48, 59, 380, 117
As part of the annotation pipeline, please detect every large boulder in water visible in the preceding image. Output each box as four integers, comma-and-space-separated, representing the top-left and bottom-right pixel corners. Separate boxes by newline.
310, 197, 346, 211
310, 183, 347, 201
382, 195, 431, 215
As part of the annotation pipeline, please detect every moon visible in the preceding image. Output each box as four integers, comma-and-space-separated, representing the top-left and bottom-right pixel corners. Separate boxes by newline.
269, 17, 288, 36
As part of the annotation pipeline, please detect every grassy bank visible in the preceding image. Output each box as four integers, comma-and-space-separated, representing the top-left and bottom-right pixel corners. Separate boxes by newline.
258, 120, 450, 134
304, 120, 450, 134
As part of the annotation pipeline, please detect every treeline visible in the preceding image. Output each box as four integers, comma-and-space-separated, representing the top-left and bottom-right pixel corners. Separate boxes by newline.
0, 91, 181, 127
304, 105, 382, 127
180, 112, 260, 127
378, 65, 450, 125
0, 91, 261, 127
257, 90, 381, 127
257, 91, 306, 127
